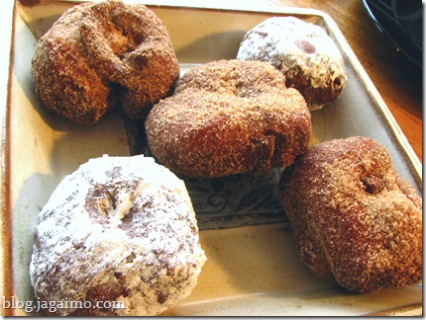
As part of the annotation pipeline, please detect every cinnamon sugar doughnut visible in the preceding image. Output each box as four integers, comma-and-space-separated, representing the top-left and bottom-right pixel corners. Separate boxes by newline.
145, 59, 312, 179
32, 0, 179, 125
278, 136, 422, 292
237, 17, 347, 110
30, 155, 206, 316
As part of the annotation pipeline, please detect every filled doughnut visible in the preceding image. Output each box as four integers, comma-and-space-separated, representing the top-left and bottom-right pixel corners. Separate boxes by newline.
145, 59, 312, 179
30, 154, 206, 316
32, 0, 179, 125
278, 136, 422, 292
237, 17, 347, 110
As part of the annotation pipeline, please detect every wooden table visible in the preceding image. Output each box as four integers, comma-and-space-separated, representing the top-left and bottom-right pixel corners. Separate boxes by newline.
266, 0, 423, 162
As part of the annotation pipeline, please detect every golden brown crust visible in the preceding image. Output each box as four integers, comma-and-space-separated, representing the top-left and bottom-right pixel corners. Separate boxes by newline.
278, 136, 422, 292
145, 59, 312, 179
32, 0, 179, 126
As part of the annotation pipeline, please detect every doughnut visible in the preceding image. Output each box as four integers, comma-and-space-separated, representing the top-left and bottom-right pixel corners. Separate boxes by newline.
31, 0, 179, 125
277, 136, 422, 292
237, 17, 347, 110
29, 155, 206, 316
145, 59, 312, 179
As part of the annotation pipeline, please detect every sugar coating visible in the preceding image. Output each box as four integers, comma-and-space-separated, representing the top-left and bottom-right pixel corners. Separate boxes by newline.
237, 17, 347, 110
145, 59, 311, 179
30, 155, 206, 316
278, 136, 422, 292
31, 0, 179, 125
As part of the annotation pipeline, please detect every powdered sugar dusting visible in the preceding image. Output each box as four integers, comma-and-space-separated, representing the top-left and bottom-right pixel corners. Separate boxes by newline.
237, 17, 347, 110
30, 154, 206, 316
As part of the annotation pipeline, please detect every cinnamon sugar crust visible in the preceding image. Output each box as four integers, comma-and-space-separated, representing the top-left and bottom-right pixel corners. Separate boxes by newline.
31, 0, 179, 125
278, 136, 422, 292
145, 59, 312, 179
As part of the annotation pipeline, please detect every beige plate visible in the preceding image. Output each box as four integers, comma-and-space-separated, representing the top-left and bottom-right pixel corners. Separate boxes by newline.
1, 0, 422, 316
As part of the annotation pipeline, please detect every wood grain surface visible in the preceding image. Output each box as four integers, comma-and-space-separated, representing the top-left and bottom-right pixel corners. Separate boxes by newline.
266, 0, 423, 162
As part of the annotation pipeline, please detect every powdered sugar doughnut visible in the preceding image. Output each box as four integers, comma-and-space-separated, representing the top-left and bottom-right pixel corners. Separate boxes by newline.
237, 17, 347, 110
30, 155, 206, 316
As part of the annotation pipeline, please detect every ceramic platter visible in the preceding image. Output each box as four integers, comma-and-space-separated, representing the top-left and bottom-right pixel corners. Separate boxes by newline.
1, 0, 422, 316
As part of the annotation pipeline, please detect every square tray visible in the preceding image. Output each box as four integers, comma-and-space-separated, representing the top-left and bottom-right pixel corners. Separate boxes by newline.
2, 0, 422, 316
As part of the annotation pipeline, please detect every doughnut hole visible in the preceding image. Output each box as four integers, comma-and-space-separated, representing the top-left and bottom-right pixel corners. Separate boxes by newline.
78, 0, 180, 119
361, 175, 385, 194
